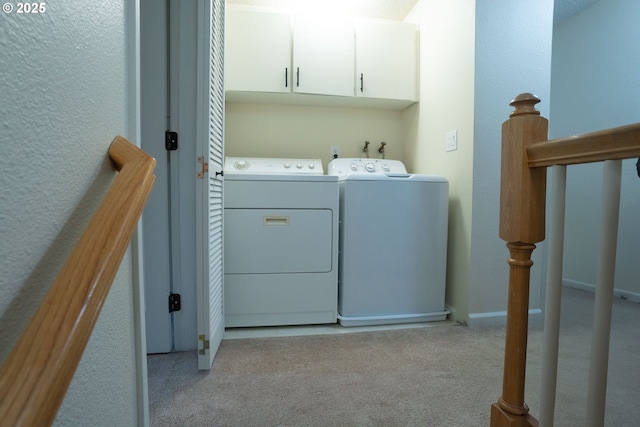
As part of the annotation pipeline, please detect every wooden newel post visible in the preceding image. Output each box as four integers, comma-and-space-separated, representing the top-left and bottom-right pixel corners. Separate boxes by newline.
491, 93, 548, 427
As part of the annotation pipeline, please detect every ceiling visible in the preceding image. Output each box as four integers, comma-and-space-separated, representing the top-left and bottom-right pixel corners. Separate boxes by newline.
226, 0, 601, 26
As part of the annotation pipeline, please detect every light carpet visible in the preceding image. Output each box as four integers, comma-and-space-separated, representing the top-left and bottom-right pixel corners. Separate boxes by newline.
148, 287, 640, 426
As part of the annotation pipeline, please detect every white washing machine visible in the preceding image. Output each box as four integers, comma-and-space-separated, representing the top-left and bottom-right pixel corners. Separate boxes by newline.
223, 157, 339, 327
328, 158, 449, 327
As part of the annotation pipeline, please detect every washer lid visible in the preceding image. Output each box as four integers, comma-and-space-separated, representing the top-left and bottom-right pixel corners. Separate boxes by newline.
225, 157, 324, 175
328, 158, 407, 177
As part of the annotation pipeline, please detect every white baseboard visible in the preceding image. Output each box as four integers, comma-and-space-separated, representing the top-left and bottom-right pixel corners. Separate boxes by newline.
563, 279, 640, 303
456, 280, 639, 329
445, 303, 464, 325
467, 308, 542, 328
562, 279, 595, 293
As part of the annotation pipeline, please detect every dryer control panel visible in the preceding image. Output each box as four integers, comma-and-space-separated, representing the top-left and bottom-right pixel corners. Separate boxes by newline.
328, 158, 407, 177
225, 157, 324, 175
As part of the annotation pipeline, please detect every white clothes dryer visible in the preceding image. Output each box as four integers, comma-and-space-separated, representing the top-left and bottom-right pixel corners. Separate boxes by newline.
224, 157, 339, 327
328, 158, 449, 327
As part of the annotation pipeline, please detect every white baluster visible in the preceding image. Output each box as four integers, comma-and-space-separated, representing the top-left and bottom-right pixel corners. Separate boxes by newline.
586, 159, 622, 427
540, 165, 567, 427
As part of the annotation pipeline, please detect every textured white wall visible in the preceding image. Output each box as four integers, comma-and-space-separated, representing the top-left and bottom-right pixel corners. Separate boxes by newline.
550, 0, 640, 298
403, 0, 476, 323
0, 1, 140, 425
468, 0, 553, 323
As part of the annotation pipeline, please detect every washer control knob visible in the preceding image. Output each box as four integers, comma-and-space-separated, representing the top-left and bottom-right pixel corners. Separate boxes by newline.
296, 163, 303, 169
351, 164, 358, 171
284, 162, 291, 169
308, 163, 315, 169
382, 164, 390, 172
365, 163, 375, 172
234, 160, 249, 170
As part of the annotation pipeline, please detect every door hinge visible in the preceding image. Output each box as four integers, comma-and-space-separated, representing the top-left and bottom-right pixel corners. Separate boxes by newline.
165, 131, 178, 151
199, 334, 210, 355
197, 156, 208, 179
168, 293, 181, 313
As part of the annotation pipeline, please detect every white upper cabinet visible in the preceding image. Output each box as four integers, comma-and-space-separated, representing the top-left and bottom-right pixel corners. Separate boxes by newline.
356, 20, 418, 102
224, 6, 419, 109
292, 15, 354, 97
225, 7, 291, 93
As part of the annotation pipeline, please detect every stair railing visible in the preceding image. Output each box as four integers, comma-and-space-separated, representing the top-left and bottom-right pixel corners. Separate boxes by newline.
0, 136, 155, 427
490, 93, 640, 427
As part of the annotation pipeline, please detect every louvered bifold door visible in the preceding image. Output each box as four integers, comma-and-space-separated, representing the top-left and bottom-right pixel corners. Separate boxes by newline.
196, 0, 225, 370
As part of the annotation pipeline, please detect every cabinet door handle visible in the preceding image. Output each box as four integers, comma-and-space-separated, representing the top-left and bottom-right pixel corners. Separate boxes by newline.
285, 67, 288, 87
360, 73, 364, 92
296, 67, 300, 87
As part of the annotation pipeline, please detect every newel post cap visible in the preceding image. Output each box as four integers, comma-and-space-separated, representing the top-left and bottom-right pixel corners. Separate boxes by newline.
509, 93, 541, 117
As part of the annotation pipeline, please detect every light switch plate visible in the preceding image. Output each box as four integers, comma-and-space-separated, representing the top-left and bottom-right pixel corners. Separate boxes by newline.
446, 130, 458, 152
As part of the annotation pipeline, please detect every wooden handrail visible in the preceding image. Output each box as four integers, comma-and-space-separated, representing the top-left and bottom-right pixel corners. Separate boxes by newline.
0, 136, 155, 427
491, 93, 640, 427
528, 122, 640, 167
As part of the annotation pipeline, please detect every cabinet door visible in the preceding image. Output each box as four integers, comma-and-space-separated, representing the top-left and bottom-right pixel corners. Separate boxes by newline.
356, 21, 418, 101
225, 7, 291, 93
292, 15, 354, 97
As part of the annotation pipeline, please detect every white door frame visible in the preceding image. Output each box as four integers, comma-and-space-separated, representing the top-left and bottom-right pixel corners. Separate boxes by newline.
127, 0, 150, 425
140, 0, 173, 354
140, 0, 201, 355
168, 0, 200, 352
140, 0, 224, 371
